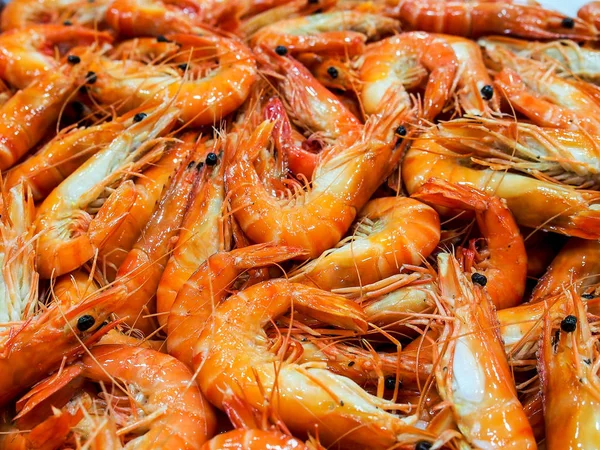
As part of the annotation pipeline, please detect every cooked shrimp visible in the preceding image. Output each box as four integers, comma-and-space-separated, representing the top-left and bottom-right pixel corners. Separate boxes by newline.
251, 11, 398, 56
434, 253, 536, 448
0, 61, 92, 171
402, 121, 600, 239
195, 279, 435, 449
201, 429, 310, 450
1, 0, 111, 30
289, 197, 440, 291
578, 1, 600, 29
359, 32, 458, 119
19, 345, 217, 449
167, 244, 305, 368
539, 289, 600, 449
87, 34, 257, 127
388, 0, 597, 40
111, 144, 201, 335
53, 270, 100, 308
296, 53, 358, 92
35, 104, 179, 279
156, 143, 226, 328
226, 90, 405, 259
413, 179, 527, 309
0, 24, 112, 89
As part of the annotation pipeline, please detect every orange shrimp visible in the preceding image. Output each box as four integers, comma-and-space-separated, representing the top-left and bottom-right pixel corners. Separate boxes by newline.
289, 197, 440, 291
195, 279, 435, 449
296, 53, 358, 92
539, 290, 600, 449
0, 24, 112, 89
389, 0, 597, 40
87, 34, 257, 127
359, 32, 459, 119
201, 429, 310, 450
251, 11, 399, 56
35, 104, 179, 279
0, 60, 92, 171
226, 89, 405, 259
434, 252, 536, 448
52, 270, 101, 308
578, 1, 600, 29
402, 121, 600, 239
413, 178, 527, 309
156, 143, 226, 328
18, 345, 217, 449
167, 243, 305, 368
110, 145, 201, 335
0, 0, 111, 30
4, 117, 125, 201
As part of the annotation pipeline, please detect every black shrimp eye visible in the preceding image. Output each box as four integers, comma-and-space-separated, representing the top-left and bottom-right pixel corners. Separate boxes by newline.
85, 71, 97, 84
561, 17, 576, 29
395, 125, 407, 136
133, 112, 147, 123
384, 376, 401, 390
205, 152, 218, 166
156, 35, 171, 43
67, 55, 81, 65
415, 441, 432, 450
582, 293, 596, 299
480, 84, 494, 100
308, 0, 318, 4
561, 315, 577, 332
77, 315, 96, 332
275, 45, 288, 56
178, 63, 188, 71
63, 20, 73, 26
327, 66, 339, 79
471, 272, 488, 287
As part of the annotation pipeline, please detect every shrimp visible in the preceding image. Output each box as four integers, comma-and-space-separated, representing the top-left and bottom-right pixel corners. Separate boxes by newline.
18, 345, 217, 449
53, 270, 101, 308
86, 34, 257, 127
110, 144, 201, 335
359, 32, 458, 119
201, 429, 310, 450
1, 0, 111, 30
413, 179, 527, 309
35, 104, 179, 279
388, 0, 597, 40
539, 290, 600, 449
250, 11, 399, 56
296, 53, 359, 92
578, 1, 600, 29
0, 60, 92, 171
167, 243, 306, 368
156, 142, 226, 328
0, 24, 112, 89
4, 117, 125, 201
402, 121, 600, 239
226, 89, 405, 259
289, 197, 440, 291
434, 252, 536, 448
194, 279, 436, 449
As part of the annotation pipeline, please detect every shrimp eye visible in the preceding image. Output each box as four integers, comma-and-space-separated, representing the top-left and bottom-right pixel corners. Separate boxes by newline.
384, 376, 401, 390
415, 441, 432, 450
205, 152, 218, 166
133, 112, 147, 123
561, 315, 577, 332
471, 272, 487, 286
308, 0, 318, 3
395, 125, 407, 136
67, 55, 81, 65
77, 315, 96, 332
63, 20, 73, 26
327, 66, 339, 79
275, 45, 288, 56
156, 35, 171, 43
561, 17, 575, 29
178, 63, 188, 71
86, 71, 97, 84
480, 85, 494, 100
582, 293, 596, 299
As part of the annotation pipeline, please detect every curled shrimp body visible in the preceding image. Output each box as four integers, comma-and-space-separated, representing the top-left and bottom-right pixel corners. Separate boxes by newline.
388, 0, 597, 40
88, 34, 257, 127
194, 279, 434, 449
413, 179, 527, 309
402, 122, 600, 239
167, 244, 305, 368
226, 91, 404, 259
434, 253, 536, 449
359, 32, 458, 119
289, 197, 440, 291
201, 430, 310, 450
578, 1, 600, 29
539, 290, 600, 449
251, 11, 399, 56
156, 144, 225, 328
0, 24, 112, 89
35, 105, 179, 279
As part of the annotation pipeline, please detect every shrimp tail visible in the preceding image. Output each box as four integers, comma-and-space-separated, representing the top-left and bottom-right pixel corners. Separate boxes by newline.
568, 210, 600, 239
411, 177, 489, 211
229, 243, 308, 269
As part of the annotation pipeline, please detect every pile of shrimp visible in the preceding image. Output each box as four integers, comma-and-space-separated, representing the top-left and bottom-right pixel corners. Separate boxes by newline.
2, 0, 600, 448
